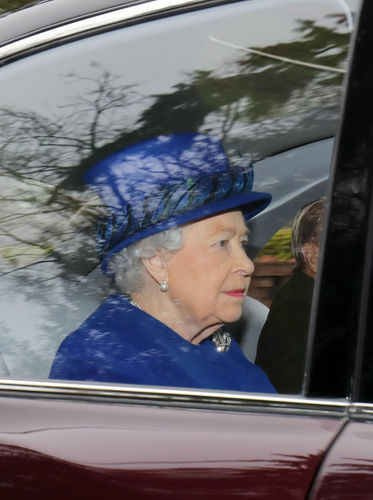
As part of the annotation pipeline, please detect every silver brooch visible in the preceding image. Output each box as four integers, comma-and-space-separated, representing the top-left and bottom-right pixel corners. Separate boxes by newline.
211, 329, 232, 352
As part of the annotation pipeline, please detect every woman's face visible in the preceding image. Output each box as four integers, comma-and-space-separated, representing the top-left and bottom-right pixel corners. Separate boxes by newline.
166, 210, 254, 334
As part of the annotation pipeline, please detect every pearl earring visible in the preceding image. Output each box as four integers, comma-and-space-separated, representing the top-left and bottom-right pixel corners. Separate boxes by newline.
160, 280, 168, 292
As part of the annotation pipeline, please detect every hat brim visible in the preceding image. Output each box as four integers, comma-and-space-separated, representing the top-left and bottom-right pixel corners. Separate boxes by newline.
101, 190, 271, 274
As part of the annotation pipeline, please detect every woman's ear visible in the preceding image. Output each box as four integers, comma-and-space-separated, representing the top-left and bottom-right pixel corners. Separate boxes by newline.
142, 249, 170, 285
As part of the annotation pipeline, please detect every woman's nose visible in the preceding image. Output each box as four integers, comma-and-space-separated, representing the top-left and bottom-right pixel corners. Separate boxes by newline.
235, 245, 255, 276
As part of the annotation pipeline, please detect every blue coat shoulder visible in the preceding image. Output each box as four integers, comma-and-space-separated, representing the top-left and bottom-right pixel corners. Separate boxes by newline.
50, 295, 276, 394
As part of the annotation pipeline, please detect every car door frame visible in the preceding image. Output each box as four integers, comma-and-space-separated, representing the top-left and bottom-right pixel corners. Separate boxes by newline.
0, 0, 364, 497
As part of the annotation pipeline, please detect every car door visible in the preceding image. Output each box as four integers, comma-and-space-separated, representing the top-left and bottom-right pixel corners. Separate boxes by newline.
0, 0, 359, 498
305, 0, 373, 496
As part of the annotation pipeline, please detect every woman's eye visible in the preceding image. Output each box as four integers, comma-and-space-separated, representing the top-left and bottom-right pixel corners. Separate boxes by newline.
218, 240, 229, 247
240, 240, 249, 249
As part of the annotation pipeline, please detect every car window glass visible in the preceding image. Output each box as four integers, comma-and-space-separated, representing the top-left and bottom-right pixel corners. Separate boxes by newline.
0, 0, 351, 391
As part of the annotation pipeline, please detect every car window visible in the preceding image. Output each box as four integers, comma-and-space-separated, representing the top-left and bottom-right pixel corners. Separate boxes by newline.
0, 0, 351, 392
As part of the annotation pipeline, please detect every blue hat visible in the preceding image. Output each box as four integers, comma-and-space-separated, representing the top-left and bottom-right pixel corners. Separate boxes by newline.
84, 133, 271, 274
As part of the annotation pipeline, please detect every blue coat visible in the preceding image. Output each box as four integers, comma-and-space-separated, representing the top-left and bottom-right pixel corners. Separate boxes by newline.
50, 295, 276, 393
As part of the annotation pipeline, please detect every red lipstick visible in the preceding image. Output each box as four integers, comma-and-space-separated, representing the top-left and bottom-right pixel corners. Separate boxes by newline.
224, 289, 245, 298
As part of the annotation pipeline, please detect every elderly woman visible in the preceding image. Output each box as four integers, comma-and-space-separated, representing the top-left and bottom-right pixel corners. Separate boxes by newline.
50, 133, 275, 393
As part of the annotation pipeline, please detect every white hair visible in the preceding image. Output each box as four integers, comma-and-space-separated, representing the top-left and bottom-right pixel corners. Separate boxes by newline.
109, 227, 184, 293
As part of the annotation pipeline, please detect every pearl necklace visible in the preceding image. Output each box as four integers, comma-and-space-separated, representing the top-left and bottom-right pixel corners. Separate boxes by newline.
129, 298, 143, 311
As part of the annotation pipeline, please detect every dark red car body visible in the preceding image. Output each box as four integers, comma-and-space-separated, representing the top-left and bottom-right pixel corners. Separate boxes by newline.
0, 390, 347, 499
0, 0, 373, 498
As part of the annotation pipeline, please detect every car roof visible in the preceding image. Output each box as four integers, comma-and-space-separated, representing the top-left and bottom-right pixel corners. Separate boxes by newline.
0, 0, 139, 47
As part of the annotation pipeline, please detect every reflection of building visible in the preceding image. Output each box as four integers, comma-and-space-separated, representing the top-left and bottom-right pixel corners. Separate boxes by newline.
248, 258, 296, 307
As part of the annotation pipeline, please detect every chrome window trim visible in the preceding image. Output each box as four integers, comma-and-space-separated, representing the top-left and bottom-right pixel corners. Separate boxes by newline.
0, 378, 349, 416
350, 402, 373, 420
0, 0, 208, 61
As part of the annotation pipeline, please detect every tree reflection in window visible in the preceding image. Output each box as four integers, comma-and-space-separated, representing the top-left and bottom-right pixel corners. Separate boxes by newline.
0, 19, 349, 281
